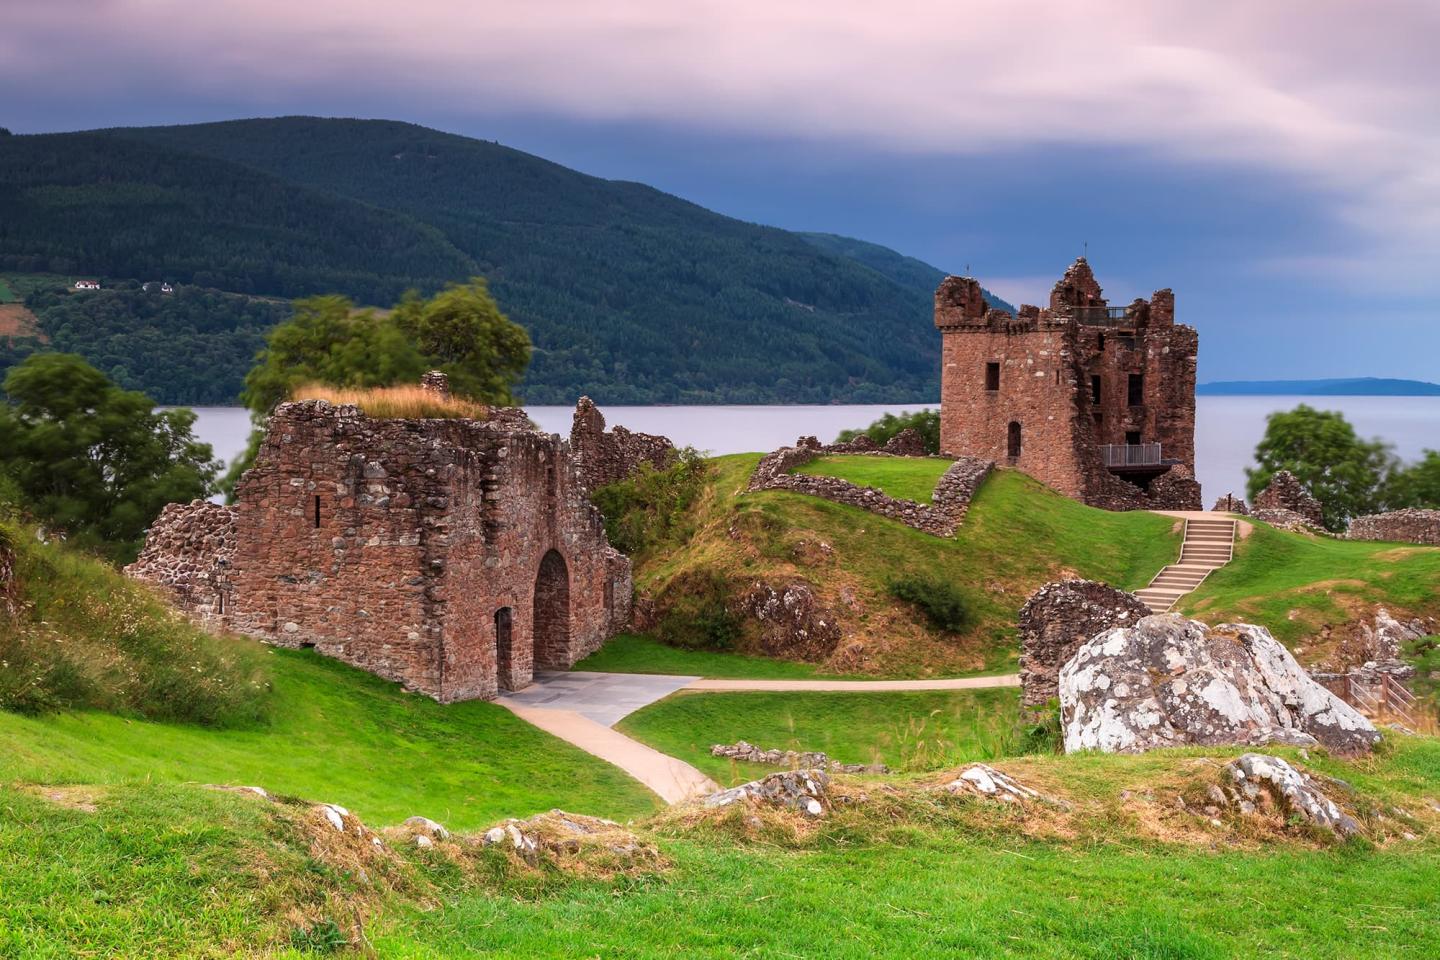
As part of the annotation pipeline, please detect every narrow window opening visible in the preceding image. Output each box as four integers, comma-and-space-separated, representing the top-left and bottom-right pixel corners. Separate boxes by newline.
1127, 373, 1144, 407
1098, 333, 1106, 350
313, 495, 321, 528
1007, 421, 1022, 460
216, 590, 225, 615
985, 362, 1000, 391
1090, 375, 1101, 403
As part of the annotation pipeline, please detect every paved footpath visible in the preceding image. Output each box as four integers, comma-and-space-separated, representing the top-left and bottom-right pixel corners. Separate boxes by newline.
497, 669, 1021, 805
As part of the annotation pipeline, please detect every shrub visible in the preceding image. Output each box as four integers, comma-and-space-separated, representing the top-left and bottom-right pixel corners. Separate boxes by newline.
888, 572, 973, 633
654, 570, 743, 651
591, 449, 709, 558
836, 409, 940, 454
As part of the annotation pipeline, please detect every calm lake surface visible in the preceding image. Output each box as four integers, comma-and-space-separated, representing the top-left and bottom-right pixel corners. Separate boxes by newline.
185, 397, 1440, 506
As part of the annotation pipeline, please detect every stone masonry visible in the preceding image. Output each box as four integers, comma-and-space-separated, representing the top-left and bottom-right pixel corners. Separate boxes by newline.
1347, 508, 1440, 546
1017, 580, 1151, 709
128, 387, 634, 703
935, 258, 1200, 511
569, 396, 675, 493
747, 436, 993, 537
1251, 470, 1325, 531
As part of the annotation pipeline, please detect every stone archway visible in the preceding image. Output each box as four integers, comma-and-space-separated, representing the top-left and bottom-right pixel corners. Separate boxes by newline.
533, 549, 571, 669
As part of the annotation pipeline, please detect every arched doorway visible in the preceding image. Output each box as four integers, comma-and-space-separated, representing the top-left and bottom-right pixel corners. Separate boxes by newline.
494, 607, 516, 691
533, 549, 570, 669
1007, 421, 1022, 461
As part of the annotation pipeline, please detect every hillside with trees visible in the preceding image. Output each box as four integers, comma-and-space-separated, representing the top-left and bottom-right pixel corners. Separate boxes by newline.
0, 118, 1001, 404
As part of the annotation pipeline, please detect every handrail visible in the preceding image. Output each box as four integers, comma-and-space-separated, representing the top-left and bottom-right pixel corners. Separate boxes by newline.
1101, 443, 1163, 467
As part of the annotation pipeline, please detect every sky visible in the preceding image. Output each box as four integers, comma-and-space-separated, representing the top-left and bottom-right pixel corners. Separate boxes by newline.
4, 0, 1438, 382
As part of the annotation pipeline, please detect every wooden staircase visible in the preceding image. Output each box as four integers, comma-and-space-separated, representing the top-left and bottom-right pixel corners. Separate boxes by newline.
1135, 516, 1238, 613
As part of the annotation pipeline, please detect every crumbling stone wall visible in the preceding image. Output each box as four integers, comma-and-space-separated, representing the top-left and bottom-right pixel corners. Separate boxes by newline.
935, 258, 1199, 512
1212, 493, 1249, 515
1017, 580, 1151, 709
1252, 471, 1324, 528
125, 500, 237, 628
1347, 508, 1440, 545
569, 396, 675, 492
129, 397, 631, 703
747, 436, 993, 537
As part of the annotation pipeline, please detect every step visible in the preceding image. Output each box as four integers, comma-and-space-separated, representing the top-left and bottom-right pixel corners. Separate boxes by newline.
1185, 534, 1235, 543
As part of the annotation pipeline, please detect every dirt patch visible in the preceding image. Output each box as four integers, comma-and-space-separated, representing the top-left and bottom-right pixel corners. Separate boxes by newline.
1373, 547, 1429, 562
22, 784, 107, 813
1294, 579, 1369, 594
0, 303, 44, 341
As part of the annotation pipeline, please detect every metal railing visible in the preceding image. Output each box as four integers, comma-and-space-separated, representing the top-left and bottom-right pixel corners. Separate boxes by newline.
1072, 305, 1133, 327
1101, 443, 1163, 467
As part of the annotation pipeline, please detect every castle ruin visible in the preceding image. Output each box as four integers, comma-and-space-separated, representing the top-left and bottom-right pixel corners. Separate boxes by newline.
935, 258, 1201, 510
128, 383, 658, 703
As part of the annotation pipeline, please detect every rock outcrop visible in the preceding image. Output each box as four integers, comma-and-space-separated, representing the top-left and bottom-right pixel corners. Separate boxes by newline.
1347, 508, 1440, 546
703, 769, 831, 818
1059, 614, 1380, 756
939, 764, 1044, 804
1018, 580, 1151, 709
1217, 754, 1359, 837
736, 579, 843, 661
1252, 471, 1325, 530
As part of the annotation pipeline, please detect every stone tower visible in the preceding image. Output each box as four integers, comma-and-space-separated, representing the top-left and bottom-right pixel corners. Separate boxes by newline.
934, 258, 1200, 510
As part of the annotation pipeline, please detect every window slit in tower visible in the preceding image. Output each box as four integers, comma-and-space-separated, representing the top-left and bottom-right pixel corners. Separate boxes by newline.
313, 495, 321, 528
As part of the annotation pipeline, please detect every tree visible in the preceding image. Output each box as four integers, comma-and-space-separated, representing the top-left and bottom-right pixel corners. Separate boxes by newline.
392, 279, 531, 405
836, 409, 941, 454
1380, 450, 1440, 510
1245, 405, 1394, 531
0, 353, 218, 562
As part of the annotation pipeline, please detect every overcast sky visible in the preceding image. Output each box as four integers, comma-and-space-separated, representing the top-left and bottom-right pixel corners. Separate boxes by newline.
5, 1, 1438, 381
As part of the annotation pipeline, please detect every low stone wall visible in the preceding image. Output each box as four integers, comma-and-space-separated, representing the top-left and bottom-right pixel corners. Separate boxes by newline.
747, 436, 993, 537
569, 396, 675, 492
1347, 508, 1440, 545
124, 500, 238, 627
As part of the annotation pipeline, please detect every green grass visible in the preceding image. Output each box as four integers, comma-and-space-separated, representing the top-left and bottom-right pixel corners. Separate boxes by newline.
1182, 522, 1440, 646
795, 454, 956, 503
575, 632, 835, 679
617, 688, 1025, 784
0, 648, 659, 831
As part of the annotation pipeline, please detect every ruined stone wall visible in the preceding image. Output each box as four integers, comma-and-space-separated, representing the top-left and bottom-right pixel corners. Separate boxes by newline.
1253, 471, 1324, 530
124, 500, 237, 628
127, 399, 631, 703
747, 437, 993, 536
569, 396, 675, 492
1017, 580, 1151, 709
1347, 509, 1440, 545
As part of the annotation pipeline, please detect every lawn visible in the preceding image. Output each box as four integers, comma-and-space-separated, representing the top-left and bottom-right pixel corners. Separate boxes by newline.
617, 687, 1025, 784
0, 649, 660, 831
575, 632, 839, 679
794, 453, 956, 503
1182, 522, 1440, 646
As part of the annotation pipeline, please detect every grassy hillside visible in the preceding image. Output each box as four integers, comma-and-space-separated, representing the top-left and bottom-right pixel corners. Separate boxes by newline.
1181, 521, 1440, 664
628, 455, 1180, 677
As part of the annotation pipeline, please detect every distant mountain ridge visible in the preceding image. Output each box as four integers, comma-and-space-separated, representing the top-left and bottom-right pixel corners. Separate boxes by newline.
1198, 378, 1440, 397
0, 116, 1002, 404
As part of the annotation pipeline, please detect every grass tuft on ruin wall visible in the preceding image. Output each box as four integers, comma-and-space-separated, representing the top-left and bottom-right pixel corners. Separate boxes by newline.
289, 382, 492, 420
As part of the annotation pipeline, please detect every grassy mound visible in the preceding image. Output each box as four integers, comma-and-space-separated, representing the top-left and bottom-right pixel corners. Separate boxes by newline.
0, 648, 660, 831
627, 455, 1180, 677
1182, 521, 1440, 663
794, 454, 955, 503
0, 521, 270, 725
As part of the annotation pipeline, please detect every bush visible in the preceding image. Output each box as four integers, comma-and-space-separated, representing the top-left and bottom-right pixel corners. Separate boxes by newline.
654, 570, 743, 651
836, 409, 940, 454
888, 572, 974, 633
591, 449, 710, 557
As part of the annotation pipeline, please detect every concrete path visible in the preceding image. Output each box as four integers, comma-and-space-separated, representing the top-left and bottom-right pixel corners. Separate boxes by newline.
501, 670, 700, 727
683, 675, 1019, 692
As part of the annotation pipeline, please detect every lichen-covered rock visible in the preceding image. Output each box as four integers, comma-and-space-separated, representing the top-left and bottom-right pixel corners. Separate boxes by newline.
402, 816, 449, 839
703, 769, 831, 818
940, 764, 1043, 803
480, 810, 656, 867
736, 579, 842, 661
1218, 753, 1359, 837
711, 740, 887, 774
1358, 607, 1430, 661
1253, 471, 1324, 527
1059, 614, 1380, 756
1018, 580, 1151, 709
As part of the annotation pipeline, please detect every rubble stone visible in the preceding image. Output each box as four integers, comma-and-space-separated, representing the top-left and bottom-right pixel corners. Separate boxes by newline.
1059, 614, 1380, 756
1347, 508, 1440, 546
710, 740, 888, 774
940, 764, 1044, 803
704, 769, 831, 818
1017, 580, 1151, 709
1218, 753, 1360, 837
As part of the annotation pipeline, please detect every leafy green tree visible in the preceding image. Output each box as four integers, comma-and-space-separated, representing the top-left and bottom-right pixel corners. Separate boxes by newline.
1380, 450, 1440, 510
392, 280, 531, 405
836, 409, 941, 454
0, 353, 218, 562
1245, 405, 1394, 531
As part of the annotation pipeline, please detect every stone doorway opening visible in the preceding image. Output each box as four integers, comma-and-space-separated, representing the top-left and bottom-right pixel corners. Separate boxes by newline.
494, 606, 518, 691
533, 549, 571, 669
1007, 421, 1022, 462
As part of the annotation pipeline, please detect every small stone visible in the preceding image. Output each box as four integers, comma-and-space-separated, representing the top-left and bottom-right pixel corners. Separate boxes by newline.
402, 816, 449, 839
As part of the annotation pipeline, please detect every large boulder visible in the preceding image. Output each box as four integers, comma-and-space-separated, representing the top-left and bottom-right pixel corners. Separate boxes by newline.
1017, 580, 1151, 709
1059, 614, 1380, 756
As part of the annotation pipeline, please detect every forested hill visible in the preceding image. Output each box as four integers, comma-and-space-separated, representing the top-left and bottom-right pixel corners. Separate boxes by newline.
0, 117, 999, 403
